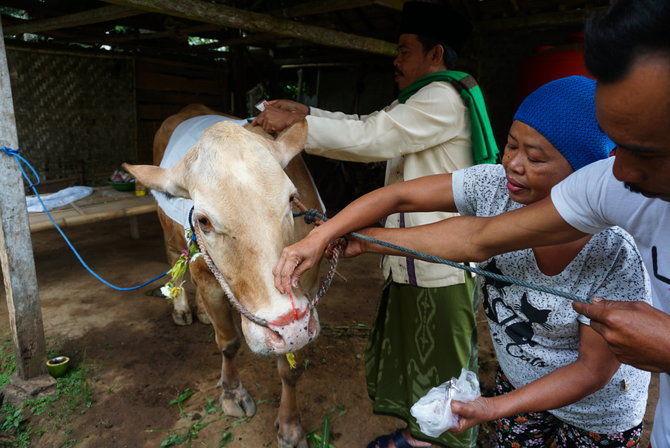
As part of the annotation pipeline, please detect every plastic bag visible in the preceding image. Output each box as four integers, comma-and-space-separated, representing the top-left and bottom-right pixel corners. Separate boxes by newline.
26, 186, 94, 213
409, 368, 480, 437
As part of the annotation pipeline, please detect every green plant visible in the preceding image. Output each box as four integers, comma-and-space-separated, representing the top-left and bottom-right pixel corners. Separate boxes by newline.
167, 388, 194, 417
155, 393, 260, 447
0, 339, 15, 388
305, 405, 346, 448
0, 341, 93, 448
0, 403, 31, 448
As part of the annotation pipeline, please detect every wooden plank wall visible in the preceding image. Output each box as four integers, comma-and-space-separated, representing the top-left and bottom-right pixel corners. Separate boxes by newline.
135, 58, 229, 164
7, 48, 136, 192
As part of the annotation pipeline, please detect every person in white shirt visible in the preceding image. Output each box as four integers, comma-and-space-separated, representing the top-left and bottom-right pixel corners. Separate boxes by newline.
273, 0, 670, 446
256, 3, 498, 447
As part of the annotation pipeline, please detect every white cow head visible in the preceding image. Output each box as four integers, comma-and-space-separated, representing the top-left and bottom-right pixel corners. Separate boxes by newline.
124, 121, 320, 356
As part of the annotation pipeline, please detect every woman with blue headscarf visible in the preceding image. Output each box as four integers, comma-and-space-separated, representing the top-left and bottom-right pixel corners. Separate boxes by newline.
273, 76, 650, 447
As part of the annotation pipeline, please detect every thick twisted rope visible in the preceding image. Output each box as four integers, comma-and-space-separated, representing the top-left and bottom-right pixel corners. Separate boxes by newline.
193, 222, 272, 327
291, 199, 342, 306
190, 201, 341, 329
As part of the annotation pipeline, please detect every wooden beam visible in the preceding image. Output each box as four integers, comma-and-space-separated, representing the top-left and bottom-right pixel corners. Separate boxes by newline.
217, 33, 276, 47
100, 23, 220, 44
103, 0, 396, 56
87, 0, 401, 46
4, 5, 145, 35
273, 0, 376, 18
371, 0, 404, 11
0, 21, 48, 380
479, 7, 607, 33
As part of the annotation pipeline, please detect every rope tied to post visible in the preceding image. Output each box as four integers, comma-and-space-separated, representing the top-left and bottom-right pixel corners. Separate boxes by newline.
1, 146, 168, 291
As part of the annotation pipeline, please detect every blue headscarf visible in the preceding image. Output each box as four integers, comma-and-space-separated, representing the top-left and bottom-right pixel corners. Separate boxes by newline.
513, 76, 615, 171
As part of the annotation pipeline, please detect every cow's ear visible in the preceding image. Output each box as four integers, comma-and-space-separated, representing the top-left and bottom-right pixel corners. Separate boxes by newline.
272, 119, 308, 168
122, 162, 190, 198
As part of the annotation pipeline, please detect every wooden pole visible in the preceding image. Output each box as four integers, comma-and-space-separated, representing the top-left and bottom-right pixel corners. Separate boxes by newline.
0, 21, 48, 380
4, 5, 145, 35
103, 0, 396, 56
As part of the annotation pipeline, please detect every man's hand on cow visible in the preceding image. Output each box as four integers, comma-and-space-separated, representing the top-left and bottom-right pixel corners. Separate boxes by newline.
267, 99, 310, 115
572, 298, 670, 372
273, 230, 330, 294
252, 104, 305, 134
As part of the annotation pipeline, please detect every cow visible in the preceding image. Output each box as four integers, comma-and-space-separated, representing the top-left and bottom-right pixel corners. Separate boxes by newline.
123, 104, 325, 448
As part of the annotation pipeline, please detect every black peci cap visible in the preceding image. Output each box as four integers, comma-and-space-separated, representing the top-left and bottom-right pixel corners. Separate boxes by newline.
399, 1, 472, 54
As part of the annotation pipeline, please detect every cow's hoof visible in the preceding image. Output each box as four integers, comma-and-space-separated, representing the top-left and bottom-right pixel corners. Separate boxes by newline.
276, 433, 307, 448
172, 309, 193, 326
196, 309, 212, 325
220, 385, 256, 417
275, 419, 307, 448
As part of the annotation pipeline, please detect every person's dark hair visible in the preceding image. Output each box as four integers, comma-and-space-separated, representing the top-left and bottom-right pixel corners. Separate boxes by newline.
416, 34, 458, 69
585, 0, 670, 83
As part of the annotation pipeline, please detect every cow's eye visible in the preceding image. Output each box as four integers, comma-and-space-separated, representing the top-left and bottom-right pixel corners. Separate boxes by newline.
289, 194, 295, 203
194, 213, 214, 232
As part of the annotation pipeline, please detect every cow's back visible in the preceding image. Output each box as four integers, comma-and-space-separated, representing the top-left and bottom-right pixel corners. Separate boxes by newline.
153, 104, 236, 165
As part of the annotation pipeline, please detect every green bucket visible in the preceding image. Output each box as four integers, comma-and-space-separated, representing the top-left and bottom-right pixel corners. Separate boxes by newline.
46, 356, 70, 378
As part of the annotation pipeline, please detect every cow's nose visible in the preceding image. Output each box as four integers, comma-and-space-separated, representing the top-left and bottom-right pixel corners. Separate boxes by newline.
263, 308, 319, 354
264, 327, 287, 350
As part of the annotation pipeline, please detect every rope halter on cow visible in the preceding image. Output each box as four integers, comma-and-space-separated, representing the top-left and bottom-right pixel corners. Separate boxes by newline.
188, 197, 343, 329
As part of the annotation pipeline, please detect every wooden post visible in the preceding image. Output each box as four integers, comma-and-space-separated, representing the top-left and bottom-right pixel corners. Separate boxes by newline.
0, 21, 48, 380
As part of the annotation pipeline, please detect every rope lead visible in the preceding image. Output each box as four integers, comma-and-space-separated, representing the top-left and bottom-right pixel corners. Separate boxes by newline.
296, 208, 588, 304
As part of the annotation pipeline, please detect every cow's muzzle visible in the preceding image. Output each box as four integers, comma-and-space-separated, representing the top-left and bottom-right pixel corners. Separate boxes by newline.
263, 306, 319, 354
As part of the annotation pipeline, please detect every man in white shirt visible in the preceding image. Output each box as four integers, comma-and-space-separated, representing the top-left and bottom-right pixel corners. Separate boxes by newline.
255, 3, 497, 447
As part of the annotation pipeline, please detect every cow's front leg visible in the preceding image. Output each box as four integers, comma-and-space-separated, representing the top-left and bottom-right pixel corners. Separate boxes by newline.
217, 335, 256, 417
158, 211, 193, 326
171, 286, 193, 326
194, 287, 212, 325
275, 355, 307, 448
191, 260, 255, 417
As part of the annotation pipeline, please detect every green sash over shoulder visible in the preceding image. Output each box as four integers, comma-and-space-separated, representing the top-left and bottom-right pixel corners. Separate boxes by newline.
398, 71, 499, 165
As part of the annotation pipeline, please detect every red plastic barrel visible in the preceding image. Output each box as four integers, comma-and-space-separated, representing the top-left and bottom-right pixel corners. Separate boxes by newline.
517, 33, 593, 103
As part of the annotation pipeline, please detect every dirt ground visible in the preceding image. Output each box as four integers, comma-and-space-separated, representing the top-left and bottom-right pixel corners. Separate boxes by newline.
0, 213, 659, 447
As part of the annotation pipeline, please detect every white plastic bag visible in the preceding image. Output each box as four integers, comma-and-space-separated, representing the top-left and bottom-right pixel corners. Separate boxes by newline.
409, 368, 480, 437
26, 186, 94, 212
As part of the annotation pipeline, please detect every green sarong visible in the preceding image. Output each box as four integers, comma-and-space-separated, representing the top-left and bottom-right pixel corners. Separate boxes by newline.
365, 275, 478, 448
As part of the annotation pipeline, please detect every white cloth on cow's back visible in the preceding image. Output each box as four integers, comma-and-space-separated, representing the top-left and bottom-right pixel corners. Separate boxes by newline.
152, 115, 247, 233
26, 186, 94, 212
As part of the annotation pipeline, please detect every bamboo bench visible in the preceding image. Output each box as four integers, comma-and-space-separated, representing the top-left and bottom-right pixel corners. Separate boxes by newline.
28, 186, 156, 239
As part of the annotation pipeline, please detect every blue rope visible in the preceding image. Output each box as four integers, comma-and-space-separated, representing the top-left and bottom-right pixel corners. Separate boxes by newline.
1, 146, 168, 291
296, 208, 588, 303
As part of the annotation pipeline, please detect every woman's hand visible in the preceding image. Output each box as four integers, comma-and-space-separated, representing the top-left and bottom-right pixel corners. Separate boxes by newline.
449, 396, 498, 434
325, 234, 368, 259
273, 230, 329, 294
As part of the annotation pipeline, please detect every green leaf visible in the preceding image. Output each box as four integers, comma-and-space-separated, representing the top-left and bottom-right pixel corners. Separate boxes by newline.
161, 433, 188, 447
321, 416, 330, 448
218, 431, 234, 447
204, 398, 219, 414
168, 389, 194, 407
